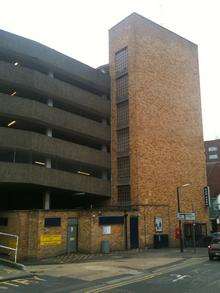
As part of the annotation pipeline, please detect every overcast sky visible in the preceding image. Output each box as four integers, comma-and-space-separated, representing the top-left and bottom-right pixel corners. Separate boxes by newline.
0, 0, 219, 140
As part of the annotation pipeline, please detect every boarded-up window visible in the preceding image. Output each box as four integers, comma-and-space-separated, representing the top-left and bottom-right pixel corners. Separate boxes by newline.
116, 74, 128, 100
117, 101, 129, 127
44, 218, 61, 227
117, 157, 130, 182
0, 217, 8, 226
118, 185, 131, 206
117, 128, 129, 153
115, 47, 128, 75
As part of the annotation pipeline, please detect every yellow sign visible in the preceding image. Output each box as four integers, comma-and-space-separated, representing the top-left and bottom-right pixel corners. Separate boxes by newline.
40, 235, 62, 246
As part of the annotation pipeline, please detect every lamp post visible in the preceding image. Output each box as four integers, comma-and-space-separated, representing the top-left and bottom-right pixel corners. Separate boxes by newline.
177, 183, 190, 253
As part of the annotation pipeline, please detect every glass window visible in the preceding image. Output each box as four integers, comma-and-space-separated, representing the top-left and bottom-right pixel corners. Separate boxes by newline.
117, 128, 129, 153
118, 185, 131, 206
116, 75, 128, 100
117, 101, 129, 126
208, 146, 218, 152
209, 154, 218, 160
115, 47, 128, 75
117, 157, 130, 182
211, 238, 220, 244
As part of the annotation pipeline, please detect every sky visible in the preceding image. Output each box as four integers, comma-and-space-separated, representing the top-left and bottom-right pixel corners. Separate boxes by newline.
0, 0, 219, 140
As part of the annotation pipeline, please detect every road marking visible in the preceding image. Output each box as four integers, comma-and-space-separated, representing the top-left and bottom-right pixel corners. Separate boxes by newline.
86, 273, 159, 292
106, 274, 143, 284
0, 276, 46, 290
13, 279, 32, 285
171, 274, 191, 282
33, 275, 46, 282
85, 258, 207, 293
1, 282, 18, 287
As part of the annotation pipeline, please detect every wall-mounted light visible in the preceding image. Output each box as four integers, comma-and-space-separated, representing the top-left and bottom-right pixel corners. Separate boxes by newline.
34, 161, 45, 166
7, 120, 16, 127
77, 171, 90, 176
14, 62, 19, 66
75, 192, 86, 196
10, 91, 17, 96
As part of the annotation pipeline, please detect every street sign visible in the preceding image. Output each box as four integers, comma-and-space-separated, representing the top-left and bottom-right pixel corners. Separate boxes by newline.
203, 186, 210, 206
177, 212, 196, 221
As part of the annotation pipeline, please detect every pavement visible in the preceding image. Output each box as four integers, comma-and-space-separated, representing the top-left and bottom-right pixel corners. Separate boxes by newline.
0, 263, 31, 282
24, 247, 207, 265
0, 248, 212, 292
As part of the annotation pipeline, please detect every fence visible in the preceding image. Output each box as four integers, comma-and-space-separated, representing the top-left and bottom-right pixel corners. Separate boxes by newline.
0, 232, 19, 263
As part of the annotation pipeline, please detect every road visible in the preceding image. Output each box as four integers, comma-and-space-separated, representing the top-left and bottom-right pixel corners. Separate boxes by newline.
0, 258, 220, 292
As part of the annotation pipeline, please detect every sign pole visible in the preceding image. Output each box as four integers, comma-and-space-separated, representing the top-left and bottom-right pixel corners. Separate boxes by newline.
192, 203, 196, 253
177, 187, 183, 252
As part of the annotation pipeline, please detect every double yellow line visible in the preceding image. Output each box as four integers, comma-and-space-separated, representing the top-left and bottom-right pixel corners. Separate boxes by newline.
85, 258, 206, 292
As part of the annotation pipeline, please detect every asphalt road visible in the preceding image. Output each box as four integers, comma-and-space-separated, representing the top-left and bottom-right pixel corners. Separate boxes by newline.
1, 258, 220, 292
107, 259, 220, 293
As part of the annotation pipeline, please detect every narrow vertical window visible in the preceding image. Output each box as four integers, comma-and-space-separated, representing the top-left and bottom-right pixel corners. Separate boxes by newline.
115, 47, 128, 76
117, 128, 129, 154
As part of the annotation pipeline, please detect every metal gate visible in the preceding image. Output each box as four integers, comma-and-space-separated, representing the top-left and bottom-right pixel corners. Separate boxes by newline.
0, 232, 19, 263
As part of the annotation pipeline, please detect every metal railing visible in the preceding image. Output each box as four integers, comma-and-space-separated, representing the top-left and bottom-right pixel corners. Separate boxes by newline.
0, 232, 19, 263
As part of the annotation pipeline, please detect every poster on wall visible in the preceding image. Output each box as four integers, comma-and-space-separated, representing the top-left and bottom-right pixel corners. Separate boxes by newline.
40, 234, 62, 246
155, 217, 163, 232
103, 225, 111, 235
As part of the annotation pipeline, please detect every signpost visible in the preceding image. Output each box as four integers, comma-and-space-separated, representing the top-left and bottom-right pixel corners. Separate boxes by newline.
177, 212, 196, 221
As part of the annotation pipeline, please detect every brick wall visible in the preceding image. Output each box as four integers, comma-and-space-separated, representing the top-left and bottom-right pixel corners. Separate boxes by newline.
0, 209, 135, 260
109, 13, 210, 247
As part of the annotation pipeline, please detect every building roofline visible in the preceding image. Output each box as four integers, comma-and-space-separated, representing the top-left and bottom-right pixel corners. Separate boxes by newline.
109, 12, 197, 47
205, 139, 220, 143
0, 29, 110, 95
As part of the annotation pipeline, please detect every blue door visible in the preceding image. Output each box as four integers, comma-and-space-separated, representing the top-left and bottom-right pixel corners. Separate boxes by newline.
130, 216, 139, 249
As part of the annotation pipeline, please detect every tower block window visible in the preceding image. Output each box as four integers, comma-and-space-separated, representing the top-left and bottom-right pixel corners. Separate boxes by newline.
117, 156, 130, 183
116, 74, 128, 101
115, 47, 128, 76
117, 128, 129, 154
117, 100, 129, 127
118, 185, 131, 206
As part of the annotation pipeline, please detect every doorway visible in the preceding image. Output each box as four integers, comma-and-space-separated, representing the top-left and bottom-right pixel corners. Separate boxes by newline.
130, 216, 139, 249
67, 218, 78, 253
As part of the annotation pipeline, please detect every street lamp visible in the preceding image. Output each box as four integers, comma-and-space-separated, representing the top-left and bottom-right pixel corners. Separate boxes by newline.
177, 183, 191, 252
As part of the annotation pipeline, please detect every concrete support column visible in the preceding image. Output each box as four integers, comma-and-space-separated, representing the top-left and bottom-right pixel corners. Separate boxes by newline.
102, 170, 108, 180
46, 158, 51, 169
44, 191, 50, 210
47, 72, 54, 107
48, 72, 54, 78
47, 73, 53, 138
47, 97, 53, 107
102, 118, 108, 180
46, 128, 53, 137
42, 72, 54, 211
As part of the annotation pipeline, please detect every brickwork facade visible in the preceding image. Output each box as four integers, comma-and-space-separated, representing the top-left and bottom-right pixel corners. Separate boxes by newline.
109, 13, 209, 248
0, 210, 138, 260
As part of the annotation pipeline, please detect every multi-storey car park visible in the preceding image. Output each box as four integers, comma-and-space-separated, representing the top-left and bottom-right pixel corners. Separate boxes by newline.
0, 13, 210, 261
0, 28, 111, 210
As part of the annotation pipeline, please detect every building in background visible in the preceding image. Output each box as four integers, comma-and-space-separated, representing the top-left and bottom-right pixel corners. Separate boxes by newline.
0, 13, 209, 260
205, 140, 220, 231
